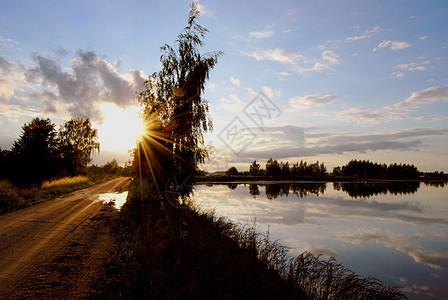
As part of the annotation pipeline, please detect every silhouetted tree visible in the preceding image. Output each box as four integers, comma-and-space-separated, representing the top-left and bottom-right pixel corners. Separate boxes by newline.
0, 148, 12, 179
226, 166, 239, 176
249, 160, 262, 176
266, 158, 281, 177
280, 161, 291, 178
137, 3, 222, 191
340, 160, 419, 178
58, 117, 100, 175
10, 118, 59, 187
332, 166, 342, 176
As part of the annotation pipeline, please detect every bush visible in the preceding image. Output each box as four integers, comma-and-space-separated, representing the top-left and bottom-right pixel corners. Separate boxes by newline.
0, 180, 28, 212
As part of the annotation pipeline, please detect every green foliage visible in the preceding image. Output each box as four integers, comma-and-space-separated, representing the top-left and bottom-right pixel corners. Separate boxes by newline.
137, 2, 222, 188
58, 117, 100, 175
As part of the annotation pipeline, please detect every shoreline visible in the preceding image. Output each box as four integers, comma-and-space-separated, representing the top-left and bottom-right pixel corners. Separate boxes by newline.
195, 176, 448, 184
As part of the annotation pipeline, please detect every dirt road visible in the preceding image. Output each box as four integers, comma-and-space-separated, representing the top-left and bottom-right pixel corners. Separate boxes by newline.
0, 176, 132, 299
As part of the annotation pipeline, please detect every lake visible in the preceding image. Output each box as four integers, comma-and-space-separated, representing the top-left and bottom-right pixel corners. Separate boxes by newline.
192, 181, 447, 299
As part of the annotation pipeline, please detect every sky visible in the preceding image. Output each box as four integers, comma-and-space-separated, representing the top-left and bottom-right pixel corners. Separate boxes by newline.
1, 0, 447, 172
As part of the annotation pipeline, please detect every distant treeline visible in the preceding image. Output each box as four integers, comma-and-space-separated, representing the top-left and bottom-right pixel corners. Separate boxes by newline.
218, 159, 446, 179
333, 159, 419, 178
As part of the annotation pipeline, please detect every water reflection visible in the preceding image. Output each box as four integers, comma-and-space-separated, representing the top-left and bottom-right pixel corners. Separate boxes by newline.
240, 181, 422, 199
98, 191, 128, 210
335, 181, 420, 198
192, 182, 448, 299
424, 181, 447, 188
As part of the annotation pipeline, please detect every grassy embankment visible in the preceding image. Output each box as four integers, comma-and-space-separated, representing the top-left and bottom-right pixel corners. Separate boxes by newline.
105, 178, 406, 299
0, 174, 117, 215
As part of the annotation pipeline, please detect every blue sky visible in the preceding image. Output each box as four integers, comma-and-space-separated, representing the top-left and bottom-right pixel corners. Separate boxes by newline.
1, 0, 447, 171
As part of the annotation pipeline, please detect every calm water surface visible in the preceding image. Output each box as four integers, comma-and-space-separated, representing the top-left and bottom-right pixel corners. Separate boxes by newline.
192, 181, 447, 299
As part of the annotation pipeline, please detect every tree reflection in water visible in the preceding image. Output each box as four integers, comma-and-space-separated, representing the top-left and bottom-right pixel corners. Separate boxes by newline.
234, 181, 426, 199
335, 181, 420, 198
248, 184, 260, 198
424, 181, 447, 188
251, 183, 327, 199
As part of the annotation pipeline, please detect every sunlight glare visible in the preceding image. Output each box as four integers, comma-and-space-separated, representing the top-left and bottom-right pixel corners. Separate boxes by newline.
97, 104, 144, 153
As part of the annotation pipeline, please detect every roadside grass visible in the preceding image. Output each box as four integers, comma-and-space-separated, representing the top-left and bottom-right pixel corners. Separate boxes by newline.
105, 179, 407, 299
41, 175, 89, 188
0, 175, 116, 215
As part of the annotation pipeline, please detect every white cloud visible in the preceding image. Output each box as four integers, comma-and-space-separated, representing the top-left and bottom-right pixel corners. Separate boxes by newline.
419, 35, 429, 40
293, 62, 333, 74
230, 76, 240, 86
413, 115, 447, 121
276, 71, 290, 76
0, 80, 15, 103
0, 36, 20, 47
288, 94, 336, 111
373, 40, 411, 51
248, 48, 303, 65
391, 41, 411, 50
207, 82, 218, 93
247, 87, 258, 98
410, 66, 426, 71
0, 56, 12, 73
322, 50, 340, 65
262, 86, 274, 99
392, 71, 405, 78
247, 47, 340, 75
249, 24, 275, 39
340, 227, 448, 269
0, 49, 145, 123
393, 60, 429, 77
218, 94, 246, 112
378, 40, 391, 48
386, 86, 448, 113
336, 86, 448, 124
396, 64, 409, 70
335, 108, 382, 123
346, 26, 381, 41
195, 2, 208, 15
249, 30, 274, 39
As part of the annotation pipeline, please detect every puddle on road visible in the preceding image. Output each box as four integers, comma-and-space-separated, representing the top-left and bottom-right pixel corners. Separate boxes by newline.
98, 192, 128, 210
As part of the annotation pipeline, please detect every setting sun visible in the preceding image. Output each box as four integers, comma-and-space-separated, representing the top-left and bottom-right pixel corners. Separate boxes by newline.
97, 104, 144, 153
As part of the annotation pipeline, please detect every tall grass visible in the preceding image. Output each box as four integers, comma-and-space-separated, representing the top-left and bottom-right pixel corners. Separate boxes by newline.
106, 179, 407, 299
1, 175, 110, 215
287, 252, 405, 299
41, 175, 89, 188
190, 210, 406, 299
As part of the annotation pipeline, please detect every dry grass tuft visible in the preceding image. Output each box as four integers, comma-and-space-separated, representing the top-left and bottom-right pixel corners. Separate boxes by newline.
42, 176, 89, 188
